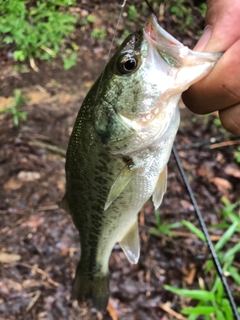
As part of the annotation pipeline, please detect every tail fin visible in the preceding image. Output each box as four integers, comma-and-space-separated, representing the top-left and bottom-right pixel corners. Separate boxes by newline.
72, 263, 109, 312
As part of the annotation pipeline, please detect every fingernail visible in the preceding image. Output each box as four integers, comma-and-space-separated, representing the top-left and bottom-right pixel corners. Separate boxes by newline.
194, 25, 212, 51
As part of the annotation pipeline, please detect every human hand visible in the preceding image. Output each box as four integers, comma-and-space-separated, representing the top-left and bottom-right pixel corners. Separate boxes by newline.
182, 0, 240, 136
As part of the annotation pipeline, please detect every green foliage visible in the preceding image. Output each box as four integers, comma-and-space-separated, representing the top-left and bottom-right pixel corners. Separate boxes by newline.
62, 48, 78, 70
128, 5, 137, 21
182, 220, 206, 242
213, 117, 226, 134
213, 118, 222, 127
150, 209, 182, 236
234, 147, 240, 163
91, 28, 106, 40
212, 197, 240, 231
166, 278, 233, 319
87, 14, 96, 23
0, 89, 29, 126
198, 2, 207, 17
0, 0, 77, 68
165, 199, 240, 319
170, 0, 194, 30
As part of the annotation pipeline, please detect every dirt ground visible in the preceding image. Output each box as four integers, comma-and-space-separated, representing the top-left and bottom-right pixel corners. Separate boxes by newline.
0, 2, 240, 320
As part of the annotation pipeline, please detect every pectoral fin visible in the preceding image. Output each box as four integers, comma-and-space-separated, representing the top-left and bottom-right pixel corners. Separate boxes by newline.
152, 166, 167, 210
119, 220, 140, 264
104, 165, 138, 211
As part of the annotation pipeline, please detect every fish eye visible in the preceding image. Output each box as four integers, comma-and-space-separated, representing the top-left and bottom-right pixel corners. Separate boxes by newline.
118, 55, 138, 74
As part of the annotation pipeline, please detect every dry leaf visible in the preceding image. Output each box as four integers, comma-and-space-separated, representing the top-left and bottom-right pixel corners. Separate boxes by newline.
17, 171, 41, 182
0, 252, 21, 263
225, 164, 240, 178
180, 200, 194, 211
185, 267, 196, 285
4, 178, 23, 190
85, 81, 94, 88
22, 216, 44, 231
107, 298, 118, 320
211, 177, 232, 193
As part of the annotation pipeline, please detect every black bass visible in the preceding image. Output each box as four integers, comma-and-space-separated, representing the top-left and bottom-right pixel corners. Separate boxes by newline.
61, 15, 221, 310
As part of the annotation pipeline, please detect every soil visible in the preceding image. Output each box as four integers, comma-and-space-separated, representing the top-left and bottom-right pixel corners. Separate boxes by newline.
0, 2, 239, 320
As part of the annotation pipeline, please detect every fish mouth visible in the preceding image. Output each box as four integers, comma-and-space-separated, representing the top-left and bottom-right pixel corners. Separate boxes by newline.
143, 15, 184, 68
144, 14, 182, 49
144, 14, 222, 67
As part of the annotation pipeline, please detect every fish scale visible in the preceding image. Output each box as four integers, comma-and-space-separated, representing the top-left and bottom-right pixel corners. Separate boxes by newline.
61, 15, 221, 311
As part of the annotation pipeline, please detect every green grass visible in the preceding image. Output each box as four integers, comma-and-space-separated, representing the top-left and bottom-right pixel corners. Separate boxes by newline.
91, 28, 106, 40
149, 209, 182, 237
151, 198, 240, 319
169, 0, 194, 31
0, 89, 29, 126
234, 147, 240, 164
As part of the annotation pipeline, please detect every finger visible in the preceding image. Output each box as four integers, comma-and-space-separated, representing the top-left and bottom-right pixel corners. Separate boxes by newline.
219, 103, 240, 136
182, 39, 240, 114
204, 0, 240, 52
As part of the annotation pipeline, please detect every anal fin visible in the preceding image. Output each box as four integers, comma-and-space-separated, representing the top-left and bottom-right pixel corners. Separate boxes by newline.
104, 165, 138, 211
152, 165, 168, 210
119, 220, 140, 264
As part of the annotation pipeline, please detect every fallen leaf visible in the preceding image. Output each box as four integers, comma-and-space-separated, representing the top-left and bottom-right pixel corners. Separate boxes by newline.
197, 164, 213, 179
211, 177, 232, 193
5, 279, 22, 291
22, 216, 44, 231
0, 252, 21, 263
225, 164, 240, 178
4, 178, 23, 190
180, 200, 194, 211
107, 298, 118, 320
17, 171, 41, 182
0, 97, 14, 111
85, 81, 94, 88
185, 267, 196, 285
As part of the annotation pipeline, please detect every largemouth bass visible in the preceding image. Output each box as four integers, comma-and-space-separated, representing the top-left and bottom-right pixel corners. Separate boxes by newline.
61, 15, 221, 311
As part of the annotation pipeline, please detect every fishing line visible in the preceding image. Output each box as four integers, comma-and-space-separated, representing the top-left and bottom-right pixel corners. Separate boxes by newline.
173, 145, 240, 320
107, 0, 127, 57
93, 0, 127, 109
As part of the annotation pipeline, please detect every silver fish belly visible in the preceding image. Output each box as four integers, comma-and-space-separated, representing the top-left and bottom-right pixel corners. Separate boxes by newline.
61, 15, 221, 310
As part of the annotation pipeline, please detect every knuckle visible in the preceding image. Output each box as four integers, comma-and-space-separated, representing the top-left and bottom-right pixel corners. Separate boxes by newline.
219, 106, 240, 136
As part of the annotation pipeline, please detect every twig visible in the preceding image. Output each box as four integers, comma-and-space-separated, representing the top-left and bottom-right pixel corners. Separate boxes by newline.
159, 302, 187, 320
29, 140, 66, 156
149, 229, 239, 243
210, 140, 240, 149
0, 218, 25, 234
6, 262, 59, 287
37, 204, 59, 211
171, 231, 240, 243
26, 290, 41, 312
29, 58, 39, 72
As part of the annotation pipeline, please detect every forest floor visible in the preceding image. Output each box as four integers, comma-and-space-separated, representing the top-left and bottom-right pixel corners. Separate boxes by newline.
0, 1, 239, 320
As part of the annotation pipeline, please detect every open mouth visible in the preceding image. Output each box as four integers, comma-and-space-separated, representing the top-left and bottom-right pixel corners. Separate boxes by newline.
144, 15, 181, 47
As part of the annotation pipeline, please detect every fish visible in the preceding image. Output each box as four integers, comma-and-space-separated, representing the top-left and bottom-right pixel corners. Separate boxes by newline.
60, 14, 221, 311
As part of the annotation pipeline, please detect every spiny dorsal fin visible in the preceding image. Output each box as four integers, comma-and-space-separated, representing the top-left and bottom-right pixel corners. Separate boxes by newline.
152, 165, 167, 209
119, 220, 140, 264
104, 165, 138, 211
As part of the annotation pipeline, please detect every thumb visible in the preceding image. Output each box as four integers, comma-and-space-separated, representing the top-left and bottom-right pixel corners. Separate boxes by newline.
194, 0, 240, 52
